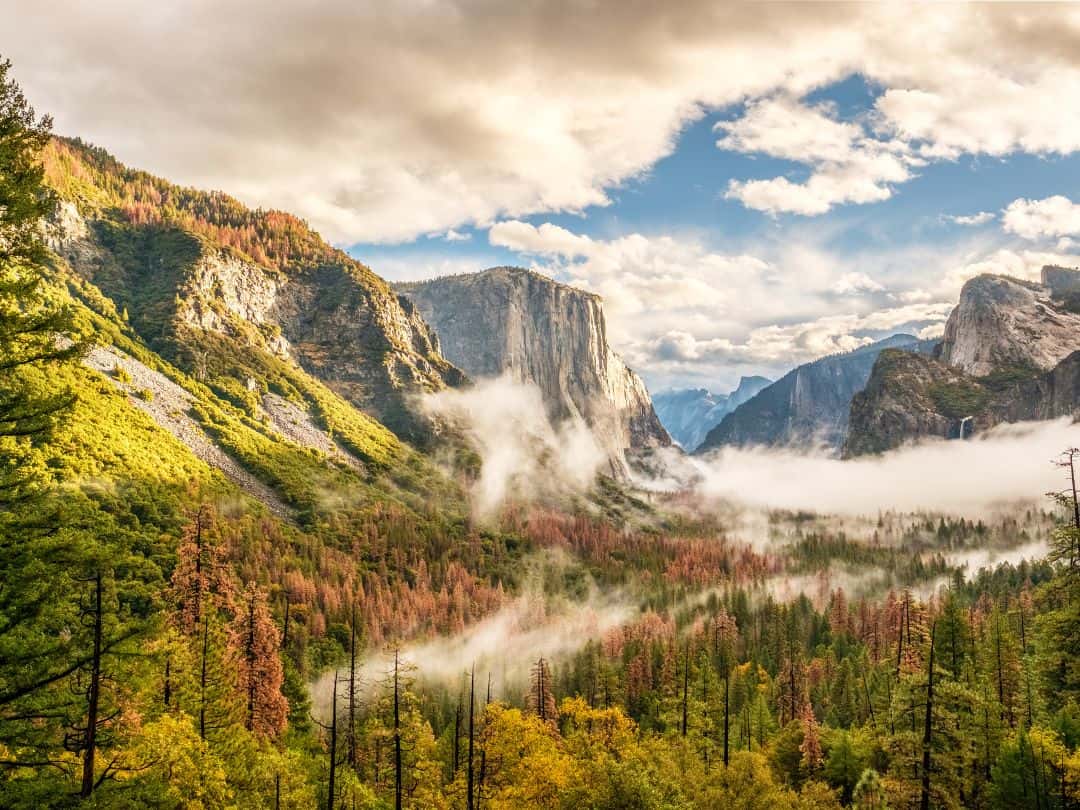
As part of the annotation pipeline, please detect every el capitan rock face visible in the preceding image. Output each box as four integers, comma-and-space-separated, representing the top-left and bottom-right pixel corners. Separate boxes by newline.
398, 267, 670, 463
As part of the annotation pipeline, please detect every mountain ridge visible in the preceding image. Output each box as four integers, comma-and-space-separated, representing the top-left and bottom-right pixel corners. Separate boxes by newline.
845, 266, 1080, 455
653, 375, 772, 450
44, 136, 464, 444
696, 333, 931, 453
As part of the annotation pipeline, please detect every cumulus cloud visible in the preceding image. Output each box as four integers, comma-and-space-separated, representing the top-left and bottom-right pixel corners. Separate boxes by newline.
1003, 196, 1080, 240
489, 219, 963, 386
946, 211, 996, 226
717, 95, 917, 215
831, 272, 885, 295
7, 3, 1080, 241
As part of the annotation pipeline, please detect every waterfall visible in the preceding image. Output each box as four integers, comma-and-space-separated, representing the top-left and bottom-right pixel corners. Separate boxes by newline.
959, 415, 973, 439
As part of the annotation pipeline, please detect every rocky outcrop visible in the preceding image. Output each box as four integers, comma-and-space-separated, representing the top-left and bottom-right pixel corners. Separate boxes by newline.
844, 350, 982, 456
844, 267, 1080, 455
47, 179, 462, 442
697, 334, 928, 453
398, 267, 670, 463
653, 376, 771, 451
845, 348, 1080, 456
939, 269, 1080, 376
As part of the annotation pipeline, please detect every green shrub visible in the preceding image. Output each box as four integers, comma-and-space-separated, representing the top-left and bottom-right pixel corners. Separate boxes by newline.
928, 379, 988, 418
113, 364, 132, 384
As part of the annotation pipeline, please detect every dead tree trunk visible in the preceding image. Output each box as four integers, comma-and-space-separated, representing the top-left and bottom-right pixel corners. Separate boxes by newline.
199, 615, 209, 739
347, 604, 358, 769
467, 667, 475, 810
920, 621, 937, 810
681, 641, 690, 737
327, 672, 338, 810
246, 592, 257, 731
723, 670, 730, 767
80, 571, 104, 799
393, 650, 402, 810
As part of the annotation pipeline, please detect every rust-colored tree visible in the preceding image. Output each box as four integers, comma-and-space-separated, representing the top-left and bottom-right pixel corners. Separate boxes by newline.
231, 582, 288, 738
799, 702, 823, 771
169, 504, 234, 635
527, 658, 558, 726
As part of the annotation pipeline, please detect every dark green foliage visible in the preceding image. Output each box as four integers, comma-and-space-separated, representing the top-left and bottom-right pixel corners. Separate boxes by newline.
928, 378, 989, 418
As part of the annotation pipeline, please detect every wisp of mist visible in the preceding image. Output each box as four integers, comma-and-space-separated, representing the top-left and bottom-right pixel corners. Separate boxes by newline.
421, 375, 606, 517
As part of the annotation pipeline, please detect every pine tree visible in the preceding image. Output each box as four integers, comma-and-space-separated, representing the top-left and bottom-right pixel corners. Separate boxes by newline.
231, 583, 288, 738
528, 657, 557, 726
799, 702, 823, 772
0, 58, 86, 721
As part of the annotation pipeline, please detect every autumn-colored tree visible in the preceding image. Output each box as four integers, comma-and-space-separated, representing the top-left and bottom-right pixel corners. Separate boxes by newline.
170, 504, 234, 635
799, 703, 823, 772
527, 657, 558, 726
231, 582, 288, 738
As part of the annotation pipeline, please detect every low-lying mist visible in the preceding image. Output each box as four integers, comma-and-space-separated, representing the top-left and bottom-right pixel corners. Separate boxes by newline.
310, 566, 637, 717
679, 418, 1080, 517
427, 372, 1077, 521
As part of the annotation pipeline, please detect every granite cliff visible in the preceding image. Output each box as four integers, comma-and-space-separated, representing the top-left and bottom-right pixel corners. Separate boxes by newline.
697, 334, 929, 453
845, 266, 1080, 455
939, 268, 1080, 376
44, 138, 463, 442
398, 268, 670, 464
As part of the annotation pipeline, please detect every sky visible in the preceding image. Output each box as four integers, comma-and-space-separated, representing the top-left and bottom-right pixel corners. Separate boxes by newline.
7, 2, 1080, 391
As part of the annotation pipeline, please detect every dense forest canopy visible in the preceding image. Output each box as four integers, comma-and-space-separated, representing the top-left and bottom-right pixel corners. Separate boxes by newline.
3, 56, 1080, 810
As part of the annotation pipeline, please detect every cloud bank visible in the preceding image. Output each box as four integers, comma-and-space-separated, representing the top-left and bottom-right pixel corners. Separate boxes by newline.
687, 418, 1080, 517
421, 376, 607, 518
8, 3, 1080, 243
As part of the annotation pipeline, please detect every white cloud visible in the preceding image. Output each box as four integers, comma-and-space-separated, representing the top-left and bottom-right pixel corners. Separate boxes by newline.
718, 95, 917, 215
831, 272, 885, 295
946, 211, 995, 226
936, 247, 1080, 296
7, 3, 1080, 242
1002, 196, 1080, 240
488, 220, 960, 386
442, 229, 471, 242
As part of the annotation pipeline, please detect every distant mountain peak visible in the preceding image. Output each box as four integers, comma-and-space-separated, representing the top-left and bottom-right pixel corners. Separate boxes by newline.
696, 334, 926, 453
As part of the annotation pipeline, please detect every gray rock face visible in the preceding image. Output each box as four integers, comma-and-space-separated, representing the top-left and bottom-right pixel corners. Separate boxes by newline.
844, 350, 980, 457
653, 376, 771, 451
845, 348, 1080, 456
697, 334, 926, 453
939, 270, 1080, 376
50, 207, 462, 441
399, 267, 670, 461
